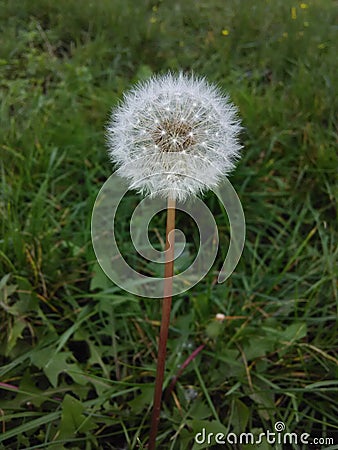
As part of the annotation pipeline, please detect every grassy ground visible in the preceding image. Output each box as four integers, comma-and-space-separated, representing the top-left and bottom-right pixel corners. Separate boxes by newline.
0, 0, 337, 448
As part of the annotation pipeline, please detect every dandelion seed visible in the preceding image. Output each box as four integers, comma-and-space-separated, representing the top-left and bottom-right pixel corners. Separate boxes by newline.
107, 72, 242, 202
216, 313, 226, 321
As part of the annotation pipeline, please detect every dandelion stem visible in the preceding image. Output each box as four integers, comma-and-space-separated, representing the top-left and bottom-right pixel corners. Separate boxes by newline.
148, 197, 176, 450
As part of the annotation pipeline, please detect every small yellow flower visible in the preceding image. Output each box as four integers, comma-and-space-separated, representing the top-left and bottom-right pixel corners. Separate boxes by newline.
291, 7, 297, 19
300, 3, 308, 8
282, 32, 288, 38
221, 29, 230, 36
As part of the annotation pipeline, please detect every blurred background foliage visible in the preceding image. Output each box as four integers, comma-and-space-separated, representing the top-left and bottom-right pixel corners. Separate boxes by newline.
0, 0, 337, 448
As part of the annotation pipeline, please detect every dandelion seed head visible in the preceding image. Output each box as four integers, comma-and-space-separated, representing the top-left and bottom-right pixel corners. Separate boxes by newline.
106, 72, 242, 201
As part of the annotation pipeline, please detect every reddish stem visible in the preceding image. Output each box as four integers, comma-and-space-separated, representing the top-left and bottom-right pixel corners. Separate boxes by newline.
164, 344, 205, 402
148, 197, 176, 450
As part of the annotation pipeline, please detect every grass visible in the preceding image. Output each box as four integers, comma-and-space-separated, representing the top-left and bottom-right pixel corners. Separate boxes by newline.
0, 0, 337, 448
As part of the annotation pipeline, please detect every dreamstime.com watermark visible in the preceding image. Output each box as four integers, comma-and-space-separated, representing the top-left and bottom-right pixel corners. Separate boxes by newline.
194, 422, 335, 446
91, 168, 245, 298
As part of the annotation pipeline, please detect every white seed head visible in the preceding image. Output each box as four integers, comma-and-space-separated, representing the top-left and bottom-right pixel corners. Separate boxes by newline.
106, 72, 242, 201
